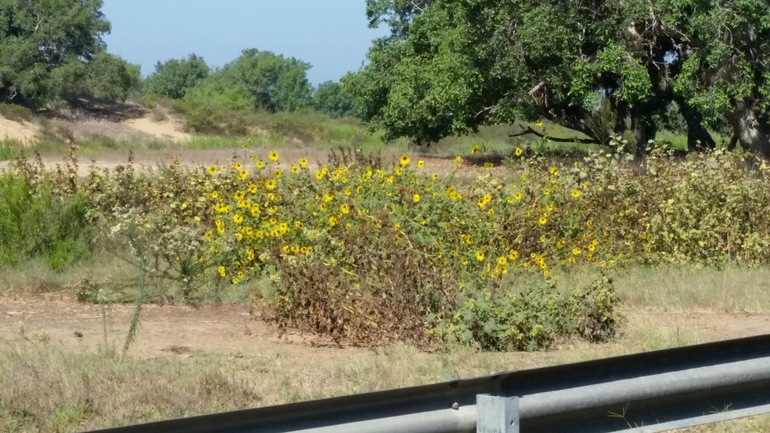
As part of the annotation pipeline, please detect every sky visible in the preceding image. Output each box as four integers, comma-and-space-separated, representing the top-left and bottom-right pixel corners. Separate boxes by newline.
100, 0, 390, 86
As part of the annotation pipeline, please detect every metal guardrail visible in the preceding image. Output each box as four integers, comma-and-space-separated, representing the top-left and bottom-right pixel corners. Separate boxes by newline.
84, 334, 770, 433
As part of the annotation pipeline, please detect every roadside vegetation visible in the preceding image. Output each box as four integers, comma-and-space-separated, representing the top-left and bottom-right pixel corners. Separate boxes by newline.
3, 0, 770, 432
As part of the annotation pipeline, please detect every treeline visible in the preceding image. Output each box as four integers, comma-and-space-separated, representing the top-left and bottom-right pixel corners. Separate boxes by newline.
139, 50, 357, 134
0, 0, 356, 122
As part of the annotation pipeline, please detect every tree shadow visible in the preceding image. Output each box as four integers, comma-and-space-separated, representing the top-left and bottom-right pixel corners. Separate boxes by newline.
37, 94, 148, 123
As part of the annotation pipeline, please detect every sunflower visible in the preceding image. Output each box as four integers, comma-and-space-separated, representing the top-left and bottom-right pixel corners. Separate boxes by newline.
207, 165, 218, 175
268, 151, 280, 162
399, 154, 411, 166
412, 193, 421, 203
298, 157, 308, 168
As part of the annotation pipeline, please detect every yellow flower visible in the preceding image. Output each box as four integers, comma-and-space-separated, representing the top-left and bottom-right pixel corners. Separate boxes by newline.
234, 190, 245, 201
207, 165, 218, 175
299, 157, 308, 168
571, 189, 581, 199
290, 164, 299, 174
269, 151, 280, 162
413, 193, 421, 203
340, 203, 350, 214
543, 188, 552, 196
546, 203, 555, 212
431, 173, 438, 182
535, 119, 543, 127
417, 160, 425, 169
497, 256, 507, 266
255, 160, 266, 169
515, 147, 523, 157
399, 154, 411, 166
572, 247, 582, 256
233, 214, 244, 225
315, 170, 325, 180
475, 250, 485, 262
471, 144, 480, 155
454, 156, 462, 167
344, 188, 352, 196
233, 162, 243, 171
394, 166, 403, 176
217, 266, 226, 278
274, 168, 283, 178
210, 191, 219, 199
508, 250, 519, 261
513, 192, 523, 201
328, 215, 338, 227
538, 215, 548, 225
247, 183, 258, 194
265, 179, 276, 190
237, 170, 248, 181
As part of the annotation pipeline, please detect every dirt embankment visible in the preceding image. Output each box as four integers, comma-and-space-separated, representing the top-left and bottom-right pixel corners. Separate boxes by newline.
0, 97, 190, 146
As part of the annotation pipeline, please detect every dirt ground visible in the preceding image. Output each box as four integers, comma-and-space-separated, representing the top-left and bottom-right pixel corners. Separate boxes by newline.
2, 293, 770, 369
0, 115, 39, 144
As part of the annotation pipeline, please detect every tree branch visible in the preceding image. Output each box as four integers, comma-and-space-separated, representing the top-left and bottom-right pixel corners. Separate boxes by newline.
509, 124, 597, 144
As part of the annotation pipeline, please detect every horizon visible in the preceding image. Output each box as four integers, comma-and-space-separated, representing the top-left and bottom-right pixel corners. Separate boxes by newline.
100, 0, 390, 86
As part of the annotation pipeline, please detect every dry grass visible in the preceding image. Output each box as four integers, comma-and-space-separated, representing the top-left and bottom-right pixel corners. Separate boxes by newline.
1, 307, 765, 433
545, 264, 770, 313
2, 259, 770, 432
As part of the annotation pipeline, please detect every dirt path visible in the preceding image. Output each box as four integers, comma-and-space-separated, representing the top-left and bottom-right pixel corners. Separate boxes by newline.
0, 146, 511, 179
2, 294, 769, 368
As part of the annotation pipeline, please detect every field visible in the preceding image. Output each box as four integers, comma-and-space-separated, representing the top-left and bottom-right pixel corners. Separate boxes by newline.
2, 102, 770, 433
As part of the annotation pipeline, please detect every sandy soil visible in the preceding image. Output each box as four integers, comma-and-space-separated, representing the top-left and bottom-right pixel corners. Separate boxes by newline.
0, 115, 39, 144
122, 117, 190, 143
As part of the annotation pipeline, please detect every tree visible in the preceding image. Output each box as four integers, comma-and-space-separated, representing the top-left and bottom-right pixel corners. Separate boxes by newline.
0, 0, 115, 105
81, 51, 141, 101
351, 0, 770, 156
216, 49, 312, 112
143, 54, 210, 99
312, 80, 354, 118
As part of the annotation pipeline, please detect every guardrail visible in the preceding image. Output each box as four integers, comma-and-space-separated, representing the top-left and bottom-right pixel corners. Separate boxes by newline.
84, 334, 770, 433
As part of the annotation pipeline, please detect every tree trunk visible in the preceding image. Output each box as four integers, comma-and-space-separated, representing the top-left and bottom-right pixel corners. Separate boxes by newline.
631, 112, 657, 156
684, 112, 716, 152
724, 100, 770, 157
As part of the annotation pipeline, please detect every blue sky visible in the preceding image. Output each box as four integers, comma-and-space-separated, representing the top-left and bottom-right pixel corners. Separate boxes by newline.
101, 0, 390, 86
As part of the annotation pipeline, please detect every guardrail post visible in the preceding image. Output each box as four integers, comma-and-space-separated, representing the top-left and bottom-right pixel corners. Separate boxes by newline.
476, 394, 520, 433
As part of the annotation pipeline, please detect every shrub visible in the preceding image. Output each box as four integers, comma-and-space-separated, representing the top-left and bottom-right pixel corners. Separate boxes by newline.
143, 54, 210, 100
0, 165, 92, 271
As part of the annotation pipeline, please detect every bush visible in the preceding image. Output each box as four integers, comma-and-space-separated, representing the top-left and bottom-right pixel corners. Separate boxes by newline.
143, 54, 210, 100
0, 168, 93, 271
430, 275, 622, 351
